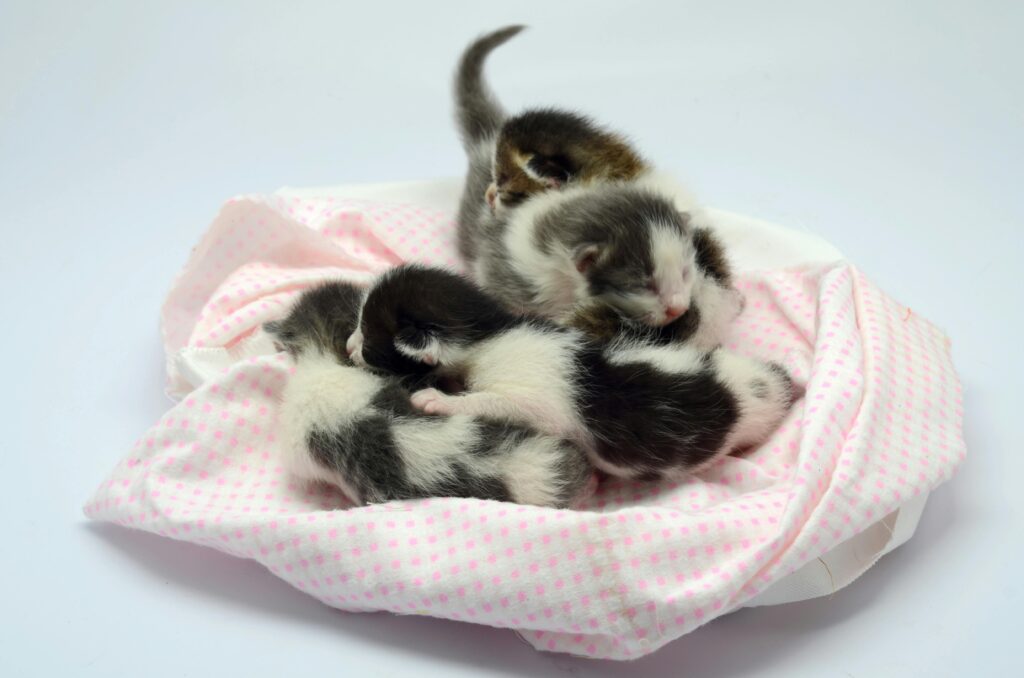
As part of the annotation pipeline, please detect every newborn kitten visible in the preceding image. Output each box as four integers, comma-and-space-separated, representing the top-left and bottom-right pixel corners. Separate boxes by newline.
266, 281, 592, 508
347, 266, 796, 481
454, 25, 742, 350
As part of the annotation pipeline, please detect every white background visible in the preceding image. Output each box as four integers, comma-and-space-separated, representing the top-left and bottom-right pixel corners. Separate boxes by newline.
1, 1, 1021, 675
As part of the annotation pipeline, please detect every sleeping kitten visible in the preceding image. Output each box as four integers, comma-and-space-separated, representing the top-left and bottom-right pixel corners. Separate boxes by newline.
454, 25, 742, 350
266, 281, 592, 508
347, 266, 797, 481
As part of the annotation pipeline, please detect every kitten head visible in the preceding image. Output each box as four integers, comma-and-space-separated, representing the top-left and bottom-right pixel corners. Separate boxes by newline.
488, 109, 646, 215
346, 265, 516, 375
263, 281, 364, 361
489, 110, 587, 213
537, 186, 697, 327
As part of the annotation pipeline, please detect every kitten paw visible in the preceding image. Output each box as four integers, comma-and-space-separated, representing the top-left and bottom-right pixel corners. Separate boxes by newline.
411, 388, 456, 416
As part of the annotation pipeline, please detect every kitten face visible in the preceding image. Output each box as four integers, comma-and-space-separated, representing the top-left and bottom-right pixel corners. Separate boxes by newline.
264, 281, 364, 361
535, 188, 697, 327
488, 154, 565, 215
488, 115, 579, 214
347, 265, 514, 375
598, 225, 700, 327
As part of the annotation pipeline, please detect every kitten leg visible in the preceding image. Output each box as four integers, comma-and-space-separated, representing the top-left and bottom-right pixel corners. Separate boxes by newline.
409, 388, 460, 415
411, 388, 519, 418
411, 388, 553, 432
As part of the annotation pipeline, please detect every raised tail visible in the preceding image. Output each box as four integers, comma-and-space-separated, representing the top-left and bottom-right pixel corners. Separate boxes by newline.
453, 25, 525, 150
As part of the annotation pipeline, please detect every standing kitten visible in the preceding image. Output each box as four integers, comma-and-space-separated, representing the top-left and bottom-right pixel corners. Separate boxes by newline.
347, 266, 796, 481
454, 25, 742, 350
266, 281, 592, 508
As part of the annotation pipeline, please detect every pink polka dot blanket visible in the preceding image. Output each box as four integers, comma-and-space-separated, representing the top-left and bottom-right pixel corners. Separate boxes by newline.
84, 182, 965, 660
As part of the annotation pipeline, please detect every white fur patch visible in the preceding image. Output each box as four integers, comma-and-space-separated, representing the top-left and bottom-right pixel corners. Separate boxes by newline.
686, 280, 745, 351
605, 340, 706, 375
276, 352, 382, 503
465, 326, 586, 440
415, 325, 589, 446
650, 225, 695, 320
390, 415, 479, 488
501, 436, 571, 506
395, 335, 441, 366
710, 351, 792, 454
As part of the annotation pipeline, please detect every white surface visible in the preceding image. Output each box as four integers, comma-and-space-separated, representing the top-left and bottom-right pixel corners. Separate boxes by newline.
1, 1, 1020, 676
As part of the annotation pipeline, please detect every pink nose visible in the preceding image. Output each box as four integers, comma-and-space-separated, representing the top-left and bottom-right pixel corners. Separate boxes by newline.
665, 303, 688, 319
345, 334, 358, 356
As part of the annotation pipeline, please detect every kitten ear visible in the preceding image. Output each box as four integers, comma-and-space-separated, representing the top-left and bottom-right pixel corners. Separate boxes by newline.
573, 244, 604, 275
395, 325, 441, 366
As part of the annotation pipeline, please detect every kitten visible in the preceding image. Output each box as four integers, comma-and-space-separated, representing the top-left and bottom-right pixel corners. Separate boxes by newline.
265, 281, 592, 508
347, 266, 797, 481
454, 25, 742, 350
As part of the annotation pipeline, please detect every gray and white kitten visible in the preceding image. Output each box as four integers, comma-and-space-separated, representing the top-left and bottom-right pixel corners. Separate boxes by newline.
265, 281, 593, 508
453, 25, 743, 350
347, 266, 796, 481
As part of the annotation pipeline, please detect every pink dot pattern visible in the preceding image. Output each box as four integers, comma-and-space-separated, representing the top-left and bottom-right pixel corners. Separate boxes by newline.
86, 194, 966, 660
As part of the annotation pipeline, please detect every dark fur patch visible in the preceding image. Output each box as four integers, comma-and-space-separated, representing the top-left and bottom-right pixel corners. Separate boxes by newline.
569, 297, 702, 347
467, 421, 529, 456
750, 378, 769, 400
579, 347, 740, 473
454, 25, 525, 148
692, 227, 732, 284
369, 381, 418, 417
264, 281, 363, 361
767, 362, 798, 406
493, 108, 647, 206
436, 463, 512, 503
660, 304, 702, 345
308, 416, 413, 504
358, 265, 523, 377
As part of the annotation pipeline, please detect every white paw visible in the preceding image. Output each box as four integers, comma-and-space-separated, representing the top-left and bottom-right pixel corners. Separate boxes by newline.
410, 388, 456, 416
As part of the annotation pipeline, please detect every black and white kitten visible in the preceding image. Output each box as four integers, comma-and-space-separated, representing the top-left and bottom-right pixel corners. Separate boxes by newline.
347, 266, 797, 481
453, 25, 743, 350
265, 281, 593, 508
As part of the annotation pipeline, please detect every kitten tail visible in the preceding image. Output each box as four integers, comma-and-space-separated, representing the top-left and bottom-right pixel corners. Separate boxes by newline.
453, 25, 525, 150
